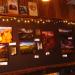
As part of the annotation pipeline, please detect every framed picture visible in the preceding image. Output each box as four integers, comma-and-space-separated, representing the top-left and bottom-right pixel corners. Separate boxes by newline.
9, 42, 16, 55
58, 28, 74, 54
0, 44, 8, 61
0, 6, 5, 14
19, 6, 28, 15
0, 27, 12, 43
0, 43, 8, 66
41, 31, 56, 51
28, 2, 38, 16
7, 0, 18, 14
19, 41, 36, 54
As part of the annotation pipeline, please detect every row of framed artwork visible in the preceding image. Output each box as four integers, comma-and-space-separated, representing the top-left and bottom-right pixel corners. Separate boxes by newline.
0, 0, 38, 16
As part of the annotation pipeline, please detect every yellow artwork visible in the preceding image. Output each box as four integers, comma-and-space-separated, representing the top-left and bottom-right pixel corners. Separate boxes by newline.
0, 27, 12, 43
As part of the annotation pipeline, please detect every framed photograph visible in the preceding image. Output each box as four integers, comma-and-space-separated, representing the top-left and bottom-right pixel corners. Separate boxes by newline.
0, 44, 8, 62
7, 0, 18, 14
19, 6, 28, 15
28, 2, 38, 16
58, 28, 74, 54
18, 28, 33, 41
19, 41, 36, 54
0, 6, 5, 14
0, 27, 12, 43
9, 42, 16, 55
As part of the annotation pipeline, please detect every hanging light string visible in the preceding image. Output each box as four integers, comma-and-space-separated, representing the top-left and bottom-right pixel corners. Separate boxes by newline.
0, 16, 75, 25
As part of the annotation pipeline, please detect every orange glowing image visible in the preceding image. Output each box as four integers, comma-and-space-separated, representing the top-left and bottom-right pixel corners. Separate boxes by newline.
0, 27, 12, 43
42, 0, 51, 2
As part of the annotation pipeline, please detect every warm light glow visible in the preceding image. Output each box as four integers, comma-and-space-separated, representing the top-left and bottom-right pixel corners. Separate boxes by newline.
0, 62, 8, 65
42, 0, 50, 2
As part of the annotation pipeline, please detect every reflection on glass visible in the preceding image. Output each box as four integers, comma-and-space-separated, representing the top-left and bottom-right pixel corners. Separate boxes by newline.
9, 42, 16, 55
44, 72, 59, 75
0, 44, 8, 65
36, 42, 43, 50
58, 28, 74, 54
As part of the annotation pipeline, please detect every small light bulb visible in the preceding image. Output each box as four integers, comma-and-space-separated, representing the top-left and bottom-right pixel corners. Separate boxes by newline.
2, 19, 5, 21
42, 0, 50, 2
17, 20, 21, 23
31, 19, 34, 22
27, 20, 30, 23
24, 20, 27, 23
47, 20, 51, 22
37, 21, 40, 23
6, 19, 9, 22
14, 17, 17, 20
42, 21, 45, 24
40, 19, 42, 21
10, 18, 13, 21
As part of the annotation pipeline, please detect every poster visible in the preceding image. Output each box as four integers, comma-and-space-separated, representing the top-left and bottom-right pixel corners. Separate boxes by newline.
0, 44, 8, 62
58, 28, 74, 54
7, 0, 18, 14
0, 27, 12, 43
0, 6, 5, 14
19, 6, 28, 15
28, 2, 38, 16
41, 31, 56, 51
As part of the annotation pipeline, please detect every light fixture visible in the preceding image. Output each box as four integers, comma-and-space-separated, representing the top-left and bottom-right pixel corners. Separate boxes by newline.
42, 0, 50, 2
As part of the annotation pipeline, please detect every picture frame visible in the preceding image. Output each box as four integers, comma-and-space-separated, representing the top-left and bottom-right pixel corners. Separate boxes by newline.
0, 6, 5, 14
0, 43, 8, 62
0, 27, 12, 43
28, 2, 38, 16
7, 0, 18, 14
19, 5, 28, 15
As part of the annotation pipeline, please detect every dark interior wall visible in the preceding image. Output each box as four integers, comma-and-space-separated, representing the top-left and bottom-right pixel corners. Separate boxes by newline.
0, 19, 75, 74
0, 0, 75, 20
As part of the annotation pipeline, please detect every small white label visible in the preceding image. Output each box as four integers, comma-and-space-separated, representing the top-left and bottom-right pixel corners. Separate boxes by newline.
0, 62, 8, 66
34, 38, 40, 41
62, 54, 68, 58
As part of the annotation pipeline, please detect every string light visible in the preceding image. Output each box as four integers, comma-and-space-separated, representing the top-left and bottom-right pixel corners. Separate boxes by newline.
0, 16, 75, 25
27, 20, 30, 23
21, 18, 23, 21
24, 20, 27, 23
68, 22, 71, 25
17, 19, 21, 23
13, 17, 17, 20
42, 0, 51, 2
40, 19, 43, 22
37, 21, 40, 24
34, 55, 39, 59
65, 20, 68, 23
42, 21, 45, 24
6, 19, 9, 22
31, 19, 34, 22
2, 19, 5, 22
34, 20, 37, 23
45, 52, 50, 56
10, 18, 13, 21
